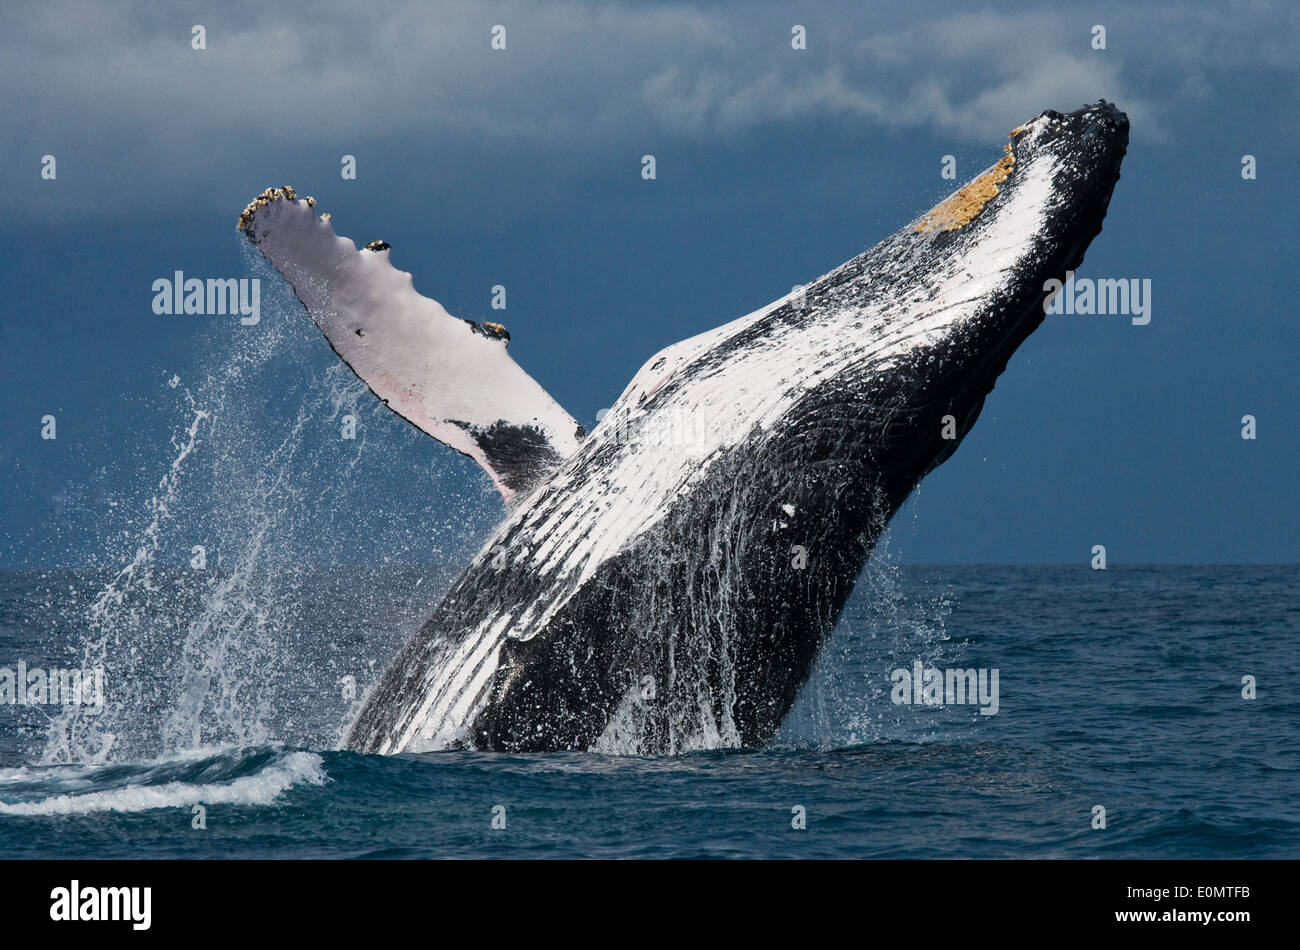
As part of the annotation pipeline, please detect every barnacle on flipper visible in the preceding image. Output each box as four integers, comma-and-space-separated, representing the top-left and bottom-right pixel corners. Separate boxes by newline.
237, 185, 325, 237
237, 187, 281, 232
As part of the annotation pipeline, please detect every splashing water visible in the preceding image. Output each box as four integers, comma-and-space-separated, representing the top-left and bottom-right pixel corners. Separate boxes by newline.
37, 247, 491, 767
777, 531, 959, 750
1, 748, 327, 817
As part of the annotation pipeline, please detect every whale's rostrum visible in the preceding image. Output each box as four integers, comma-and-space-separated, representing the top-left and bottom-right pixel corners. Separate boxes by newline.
239, 102, 1129, 754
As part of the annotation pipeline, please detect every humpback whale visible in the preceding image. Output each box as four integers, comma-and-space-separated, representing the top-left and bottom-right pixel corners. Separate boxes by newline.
239, 101, 1129, 754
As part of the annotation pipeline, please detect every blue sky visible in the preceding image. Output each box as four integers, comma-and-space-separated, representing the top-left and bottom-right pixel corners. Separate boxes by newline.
1, 0, 1297, 567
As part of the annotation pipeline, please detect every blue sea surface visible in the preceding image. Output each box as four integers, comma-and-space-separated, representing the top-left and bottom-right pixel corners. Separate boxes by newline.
0, 564, 1294, 858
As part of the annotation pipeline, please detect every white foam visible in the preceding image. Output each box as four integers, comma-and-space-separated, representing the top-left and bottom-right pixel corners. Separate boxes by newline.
0, 751, 327, 817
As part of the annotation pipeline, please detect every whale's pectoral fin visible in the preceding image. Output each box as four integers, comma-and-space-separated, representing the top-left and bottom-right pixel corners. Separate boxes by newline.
238, 187, 584, 503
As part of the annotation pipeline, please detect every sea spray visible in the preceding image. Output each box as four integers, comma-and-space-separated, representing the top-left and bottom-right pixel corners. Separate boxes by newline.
37, 246, 491, 765
774, 527, 958, 750
41, 387, 211, 765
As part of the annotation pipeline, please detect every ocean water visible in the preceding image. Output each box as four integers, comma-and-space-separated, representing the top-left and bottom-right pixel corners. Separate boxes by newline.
1, 563, 1295, 859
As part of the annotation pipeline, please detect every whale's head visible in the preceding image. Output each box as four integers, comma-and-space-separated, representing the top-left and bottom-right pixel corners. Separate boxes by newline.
863, 99, 1130, 492
608, 102, 1130, 514
755, 100, 1132, 520
930, 99, 1130, 289
917, 99, 1130, 241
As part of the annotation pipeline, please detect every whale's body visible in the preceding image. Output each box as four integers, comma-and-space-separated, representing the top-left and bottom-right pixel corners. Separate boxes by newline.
240, 102, 1129, 754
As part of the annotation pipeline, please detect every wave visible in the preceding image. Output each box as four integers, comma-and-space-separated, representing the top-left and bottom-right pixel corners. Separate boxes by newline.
0, 747, 326, 817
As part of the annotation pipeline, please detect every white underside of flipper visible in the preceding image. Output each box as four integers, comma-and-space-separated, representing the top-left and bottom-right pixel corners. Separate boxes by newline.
238, 188, 583, 503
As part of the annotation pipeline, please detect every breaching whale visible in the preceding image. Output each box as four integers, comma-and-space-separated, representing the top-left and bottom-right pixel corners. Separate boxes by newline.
239, 101, 1129, 754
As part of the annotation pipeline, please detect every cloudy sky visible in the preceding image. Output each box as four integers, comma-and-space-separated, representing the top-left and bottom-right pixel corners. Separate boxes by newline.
2, 0, 1297, 566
